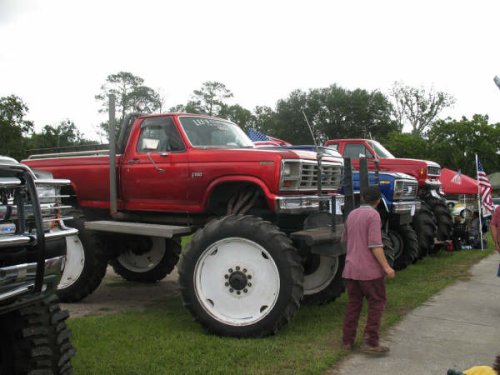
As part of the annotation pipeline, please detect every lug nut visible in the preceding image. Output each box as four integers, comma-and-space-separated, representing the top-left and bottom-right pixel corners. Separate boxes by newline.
243, 288, 248, 293
237, 291, 241, 295
247, 282, 252, 287
225, 282, 229, 287
229, 288, 234, 293
236, 266, 240, 271
224, 274, 229, 279
229, 268, 233, 273
248, 275, 252, 280
243, 268, 247, 273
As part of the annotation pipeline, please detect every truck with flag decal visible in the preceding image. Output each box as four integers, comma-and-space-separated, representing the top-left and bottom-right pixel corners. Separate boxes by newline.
22, 107, 351, 338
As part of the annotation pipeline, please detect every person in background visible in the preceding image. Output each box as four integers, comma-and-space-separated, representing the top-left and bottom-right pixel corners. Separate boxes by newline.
341, 186, 395, 355
489, 206, 500, 255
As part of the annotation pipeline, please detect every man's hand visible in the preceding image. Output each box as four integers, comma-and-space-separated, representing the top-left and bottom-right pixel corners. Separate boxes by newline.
496, 242, 500, 254
384, 266, 396, 279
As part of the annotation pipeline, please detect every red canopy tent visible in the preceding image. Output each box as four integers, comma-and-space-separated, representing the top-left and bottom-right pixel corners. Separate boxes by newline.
440, 168, 478, 195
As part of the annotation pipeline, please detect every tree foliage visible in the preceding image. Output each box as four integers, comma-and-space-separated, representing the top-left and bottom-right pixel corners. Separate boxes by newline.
95, 72, 162, 139
426, 115, 500, 176
28, 120, 93, 152
0, 95, 33, 160
390, 81, 456, 136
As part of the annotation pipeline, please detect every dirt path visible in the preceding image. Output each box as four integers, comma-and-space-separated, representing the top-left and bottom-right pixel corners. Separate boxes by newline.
62, 267, 180, 318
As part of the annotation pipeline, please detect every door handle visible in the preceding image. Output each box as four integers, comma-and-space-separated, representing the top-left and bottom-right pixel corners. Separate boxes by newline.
127, 159, 139, 164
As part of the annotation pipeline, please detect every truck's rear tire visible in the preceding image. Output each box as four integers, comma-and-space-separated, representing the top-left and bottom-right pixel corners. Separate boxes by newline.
426, 197, 453, 254
302, 255, 345, 305
58, 209, 109, 302
412, 203, 437, 258
110, 236, 181, 283
178, 215, 303, 337
0, 294, 75, 374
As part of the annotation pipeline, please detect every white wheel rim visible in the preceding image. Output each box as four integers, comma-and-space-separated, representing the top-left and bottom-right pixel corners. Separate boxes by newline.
58, 235, 85, 289
117, 237, 165, 273
303, 256, 339, 295
194, 237, 280, 326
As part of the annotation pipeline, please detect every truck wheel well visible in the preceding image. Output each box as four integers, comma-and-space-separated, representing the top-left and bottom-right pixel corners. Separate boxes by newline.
208, 182, 268, 216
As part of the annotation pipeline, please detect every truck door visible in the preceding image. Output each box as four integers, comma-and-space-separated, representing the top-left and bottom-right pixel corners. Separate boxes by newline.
120, 116, 190, 212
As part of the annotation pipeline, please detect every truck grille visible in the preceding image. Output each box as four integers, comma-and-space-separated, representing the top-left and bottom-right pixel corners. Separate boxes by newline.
427, 166, 440, 177
395, 179, 418, 200
280, 160, 343, 192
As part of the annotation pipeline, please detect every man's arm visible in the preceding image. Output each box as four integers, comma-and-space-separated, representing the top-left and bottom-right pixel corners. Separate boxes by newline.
490, 222, 500, 254
371, 246, 395, 279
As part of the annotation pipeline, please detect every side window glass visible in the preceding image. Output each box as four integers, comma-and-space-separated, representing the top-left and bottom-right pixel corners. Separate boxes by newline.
344, 144, 373, 159
137, 117, 185, 153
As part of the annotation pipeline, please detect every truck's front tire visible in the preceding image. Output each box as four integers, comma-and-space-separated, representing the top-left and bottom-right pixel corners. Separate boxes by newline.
302, 255, 345, 305
110, 236, 181, 283
58, 209, 109, 302
178, 215, 304, 337
0, 294, 75, 374
392, 225, 419, 270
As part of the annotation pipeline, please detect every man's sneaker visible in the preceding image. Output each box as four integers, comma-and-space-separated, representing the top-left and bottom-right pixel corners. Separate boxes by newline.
361, 345, 390, 355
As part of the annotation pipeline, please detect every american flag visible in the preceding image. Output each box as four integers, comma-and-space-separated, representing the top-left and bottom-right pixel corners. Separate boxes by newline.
247, 128, 270, 142
451, 169, 462, 184
476, 155, 494, 214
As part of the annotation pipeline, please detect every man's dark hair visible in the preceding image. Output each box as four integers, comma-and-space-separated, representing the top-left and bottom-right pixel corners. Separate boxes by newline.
361, 186, 381, 205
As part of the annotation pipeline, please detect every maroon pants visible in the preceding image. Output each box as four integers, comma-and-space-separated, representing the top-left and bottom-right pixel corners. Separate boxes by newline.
342, 277, 386, 347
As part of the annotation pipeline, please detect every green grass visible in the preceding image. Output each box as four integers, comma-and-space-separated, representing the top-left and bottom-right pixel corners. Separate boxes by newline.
68, 245, 493, 375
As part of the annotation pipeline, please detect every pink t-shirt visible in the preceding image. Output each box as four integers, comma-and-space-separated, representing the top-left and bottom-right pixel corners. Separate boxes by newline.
342, 205, 384, 280
490, 206, 500, 229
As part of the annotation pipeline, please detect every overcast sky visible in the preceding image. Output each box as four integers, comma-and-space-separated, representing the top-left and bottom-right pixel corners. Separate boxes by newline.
1, 0, 500, 141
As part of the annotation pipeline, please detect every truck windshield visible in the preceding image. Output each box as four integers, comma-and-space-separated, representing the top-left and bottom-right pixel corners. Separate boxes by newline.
179, 116, 254, 148
369, 140, 395, 158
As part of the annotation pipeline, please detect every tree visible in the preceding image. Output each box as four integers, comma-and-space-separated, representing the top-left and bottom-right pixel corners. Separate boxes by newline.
390, 81, 455, 136
28, 120, 93, 151
0, 95, 33, 160
312, 85, 397, 142
190, 81, 234, 116
383, 131, 430, 160
95, 72, 162, 139
426, 115, 500, 176
218, 104, 255, 131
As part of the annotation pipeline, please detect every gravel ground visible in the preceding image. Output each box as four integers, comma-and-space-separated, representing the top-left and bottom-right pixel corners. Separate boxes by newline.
61, 267, 180, 318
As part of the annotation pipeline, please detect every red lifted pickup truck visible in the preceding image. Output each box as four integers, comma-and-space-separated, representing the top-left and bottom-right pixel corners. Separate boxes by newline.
324, 138, 452, 256
24, 113, 345, 337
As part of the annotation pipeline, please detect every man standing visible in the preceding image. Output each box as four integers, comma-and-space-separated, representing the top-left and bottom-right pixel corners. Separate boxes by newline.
489, 205, 500, 255
341, 186, 395, 354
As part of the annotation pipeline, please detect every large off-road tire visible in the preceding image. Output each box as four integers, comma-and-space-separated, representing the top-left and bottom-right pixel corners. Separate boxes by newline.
389, 229, 407, 271
178, 215, 304, 338
412, 203, 437, 258
399, 224, 420, 264
382, 232, 395, 267
0, 294, 75, 374
426, 197, 453, 254
302, 255, 345, 305
57, 209, 109, 302
110, 236, 181, 283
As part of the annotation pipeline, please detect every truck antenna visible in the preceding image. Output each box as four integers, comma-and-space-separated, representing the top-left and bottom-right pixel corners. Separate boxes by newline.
302, 110, 318, 148
302, 110, 323, 194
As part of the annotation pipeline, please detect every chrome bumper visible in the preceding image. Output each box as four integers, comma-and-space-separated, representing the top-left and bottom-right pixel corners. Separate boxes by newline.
0, 256, 64, 302
276, 194, 344, 214
392, 201, 421, 215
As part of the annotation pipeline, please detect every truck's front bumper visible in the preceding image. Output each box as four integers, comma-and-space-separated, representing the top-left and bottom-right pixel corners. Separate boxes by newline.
0, 255, 64, 304
392, 201, 421, 214
275, 194, 344, 214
